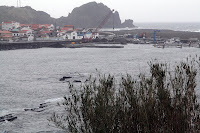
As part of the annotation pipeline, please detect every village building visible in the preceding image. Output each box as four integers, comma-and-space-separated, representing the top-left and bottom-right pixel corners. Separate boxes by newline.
66, 31, 78, 40
30, 24, 40, 30
2, 21, 20, 31
20, 24, 31, 27
0, 30, 12, 41
0, 21, 101, 42
57, 31, 67, 40
57, 30, 79, 40
11, 30, 34, 42
35, 30, 57, 41
21, 26, 32, 31
77, 31, 84, 40
61, 25, 74, 32
21, 35, 34, 41
82, 29, 99, 39
39, 24, 54, 31
12, 31, 20, 37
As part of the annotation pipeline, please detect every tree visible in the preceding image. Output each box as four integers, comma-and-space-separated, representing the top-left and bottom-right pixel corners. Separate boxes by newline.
49, 56, 200, 133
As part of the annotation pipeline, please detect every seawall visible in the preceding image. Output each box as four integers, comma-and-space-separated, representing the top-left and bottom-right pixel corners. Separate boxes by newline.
0, 40, 80, 51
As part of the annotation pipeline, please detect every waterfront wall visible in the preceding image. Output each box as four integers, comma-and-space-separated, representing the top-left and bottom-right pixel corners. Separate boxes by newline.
0, 40, 80, 51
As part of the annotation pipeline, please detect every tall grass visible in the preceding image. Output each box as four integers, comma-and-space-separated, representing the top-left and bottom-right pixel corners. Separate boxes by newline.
49, 57, 200, 133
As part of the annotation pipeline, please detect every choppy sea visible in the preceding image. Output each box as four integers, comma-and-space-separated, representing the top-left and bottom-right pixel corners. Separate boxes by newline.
0, 45, 200, 132
135, 22, 200, 32
0, 23, 200, 132
102, 22, 200, 32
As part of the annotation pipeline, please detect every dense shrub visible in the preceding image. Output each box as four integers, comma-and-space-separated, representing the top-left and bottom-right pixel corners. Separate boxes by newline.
49, 57, 200, 133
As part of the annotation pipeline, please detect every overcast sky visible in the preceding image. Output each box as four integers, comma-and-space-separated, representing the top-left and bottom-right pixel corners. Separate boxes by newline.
1, 0, 200, 22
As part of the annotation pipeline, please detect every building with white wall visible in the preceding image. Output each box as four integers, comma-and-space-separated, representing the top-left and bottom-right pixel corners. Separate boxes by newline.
2, 21, 20, 31
66, 31, 78, 40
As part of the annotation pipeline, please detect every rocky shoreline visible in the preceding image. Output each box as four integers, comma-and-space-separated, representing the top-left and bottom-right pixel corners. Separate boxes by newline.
114, 29, 200, 40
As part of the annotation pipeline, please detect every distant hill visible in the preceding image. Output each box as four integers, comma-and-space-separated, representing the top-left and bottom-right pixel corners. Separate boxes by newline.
0, 6, 55, 24
0, 2, 134, 28
57, 2, 134, 28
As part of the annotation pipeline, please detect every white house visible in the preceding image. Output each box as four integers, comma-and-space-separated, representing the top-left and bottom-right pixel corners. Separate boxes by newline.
12, 30, 34, 42
66, 31, 78, 40
57, 30, 99, 40
21, 27, 32, 32
28, 35, 34, 41
57, 31, 67, 40
2, 21, 20, 31
12, 32, 20, 37
83, 32, 99, 40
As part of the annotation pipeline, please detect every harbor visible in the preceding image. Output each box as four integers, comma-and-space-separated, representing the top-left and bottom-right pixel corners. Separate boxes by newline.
1, 28, 200, 51
0, 0, 200, 132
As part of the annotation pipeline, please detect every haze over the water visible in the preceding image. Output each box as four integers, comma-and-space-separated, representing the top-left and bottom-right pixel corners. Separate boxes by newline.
0, 0, 200, 22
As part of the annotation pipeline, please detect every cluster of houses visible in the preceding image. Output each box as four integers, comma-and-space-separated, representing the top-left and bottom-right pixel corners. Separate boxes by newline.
0, 21, 99, 42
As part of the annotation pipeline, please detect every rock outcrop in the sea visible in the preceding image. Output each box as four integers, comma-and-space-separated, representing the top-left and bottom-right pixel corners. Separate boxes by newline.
121, 19, 135, 28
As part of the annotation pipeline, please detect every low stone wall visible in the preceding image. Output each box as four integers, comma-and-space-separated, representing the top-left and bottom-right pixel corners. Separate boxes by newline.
0, 40, 80, 51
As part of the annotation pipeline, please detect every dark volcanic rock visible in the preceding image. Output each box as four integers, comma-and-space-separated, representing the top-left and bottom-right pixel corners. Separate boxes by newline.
121, 19, 135, 28
0, 114, 17, 122
57, 2, 134, 28
59, 76, 73, 81
0, 6, 55, 24
0, 2, 135, 28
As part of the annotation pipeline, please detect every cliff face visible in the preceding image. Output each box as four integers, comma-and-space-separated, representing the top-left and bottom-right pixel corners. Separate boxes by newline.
60, 2, 122, 28
0, 6, 55, 24
0, 2, 135, 28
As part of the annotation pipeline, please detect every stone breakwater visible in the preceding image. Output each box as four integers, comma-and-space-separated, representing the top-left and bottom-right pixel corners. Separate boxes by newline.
0, 40, 125, 51
0, 40, 78, 51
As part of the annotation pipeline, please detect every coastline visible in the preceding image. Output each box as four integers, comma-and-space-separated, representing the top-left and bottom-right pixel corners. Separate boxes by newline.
114, 29, 200, 40
0, 29, 200, 51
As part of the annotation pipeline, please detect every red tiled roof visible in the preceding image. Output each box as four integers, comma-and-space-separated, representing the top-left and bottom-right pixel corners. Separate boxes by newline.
61, 28, 73, 31
30, 24, 40, 29
20, 24, 31, 27
1, 35, 12, 38
63, 25, 74, 27
40, 24, 52, 29
3, 22, 12, 24
40, 31, 52, 34
0, 30, 12, 34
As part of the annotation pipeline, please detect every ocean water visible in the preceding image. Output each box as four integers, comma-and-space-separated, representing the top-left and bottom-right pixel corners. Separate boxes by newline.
0, 44, 200, 132
101, 22, 200, 32
135, 22, 200, 32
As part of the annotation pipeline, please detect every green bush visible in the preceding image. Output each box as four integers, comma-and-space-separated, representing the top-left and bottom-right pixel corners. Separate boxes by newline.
49, 57, 200, 133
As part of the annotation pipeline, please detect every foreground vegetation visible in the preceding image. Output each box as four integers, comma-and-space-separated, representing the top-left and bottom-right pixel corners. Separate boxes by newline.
50, 57, 200, 133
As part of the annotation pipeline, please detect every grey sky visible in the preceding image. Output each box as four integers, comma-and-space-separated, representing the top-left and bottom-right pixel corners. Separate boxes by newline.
1, 0, 200, 22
